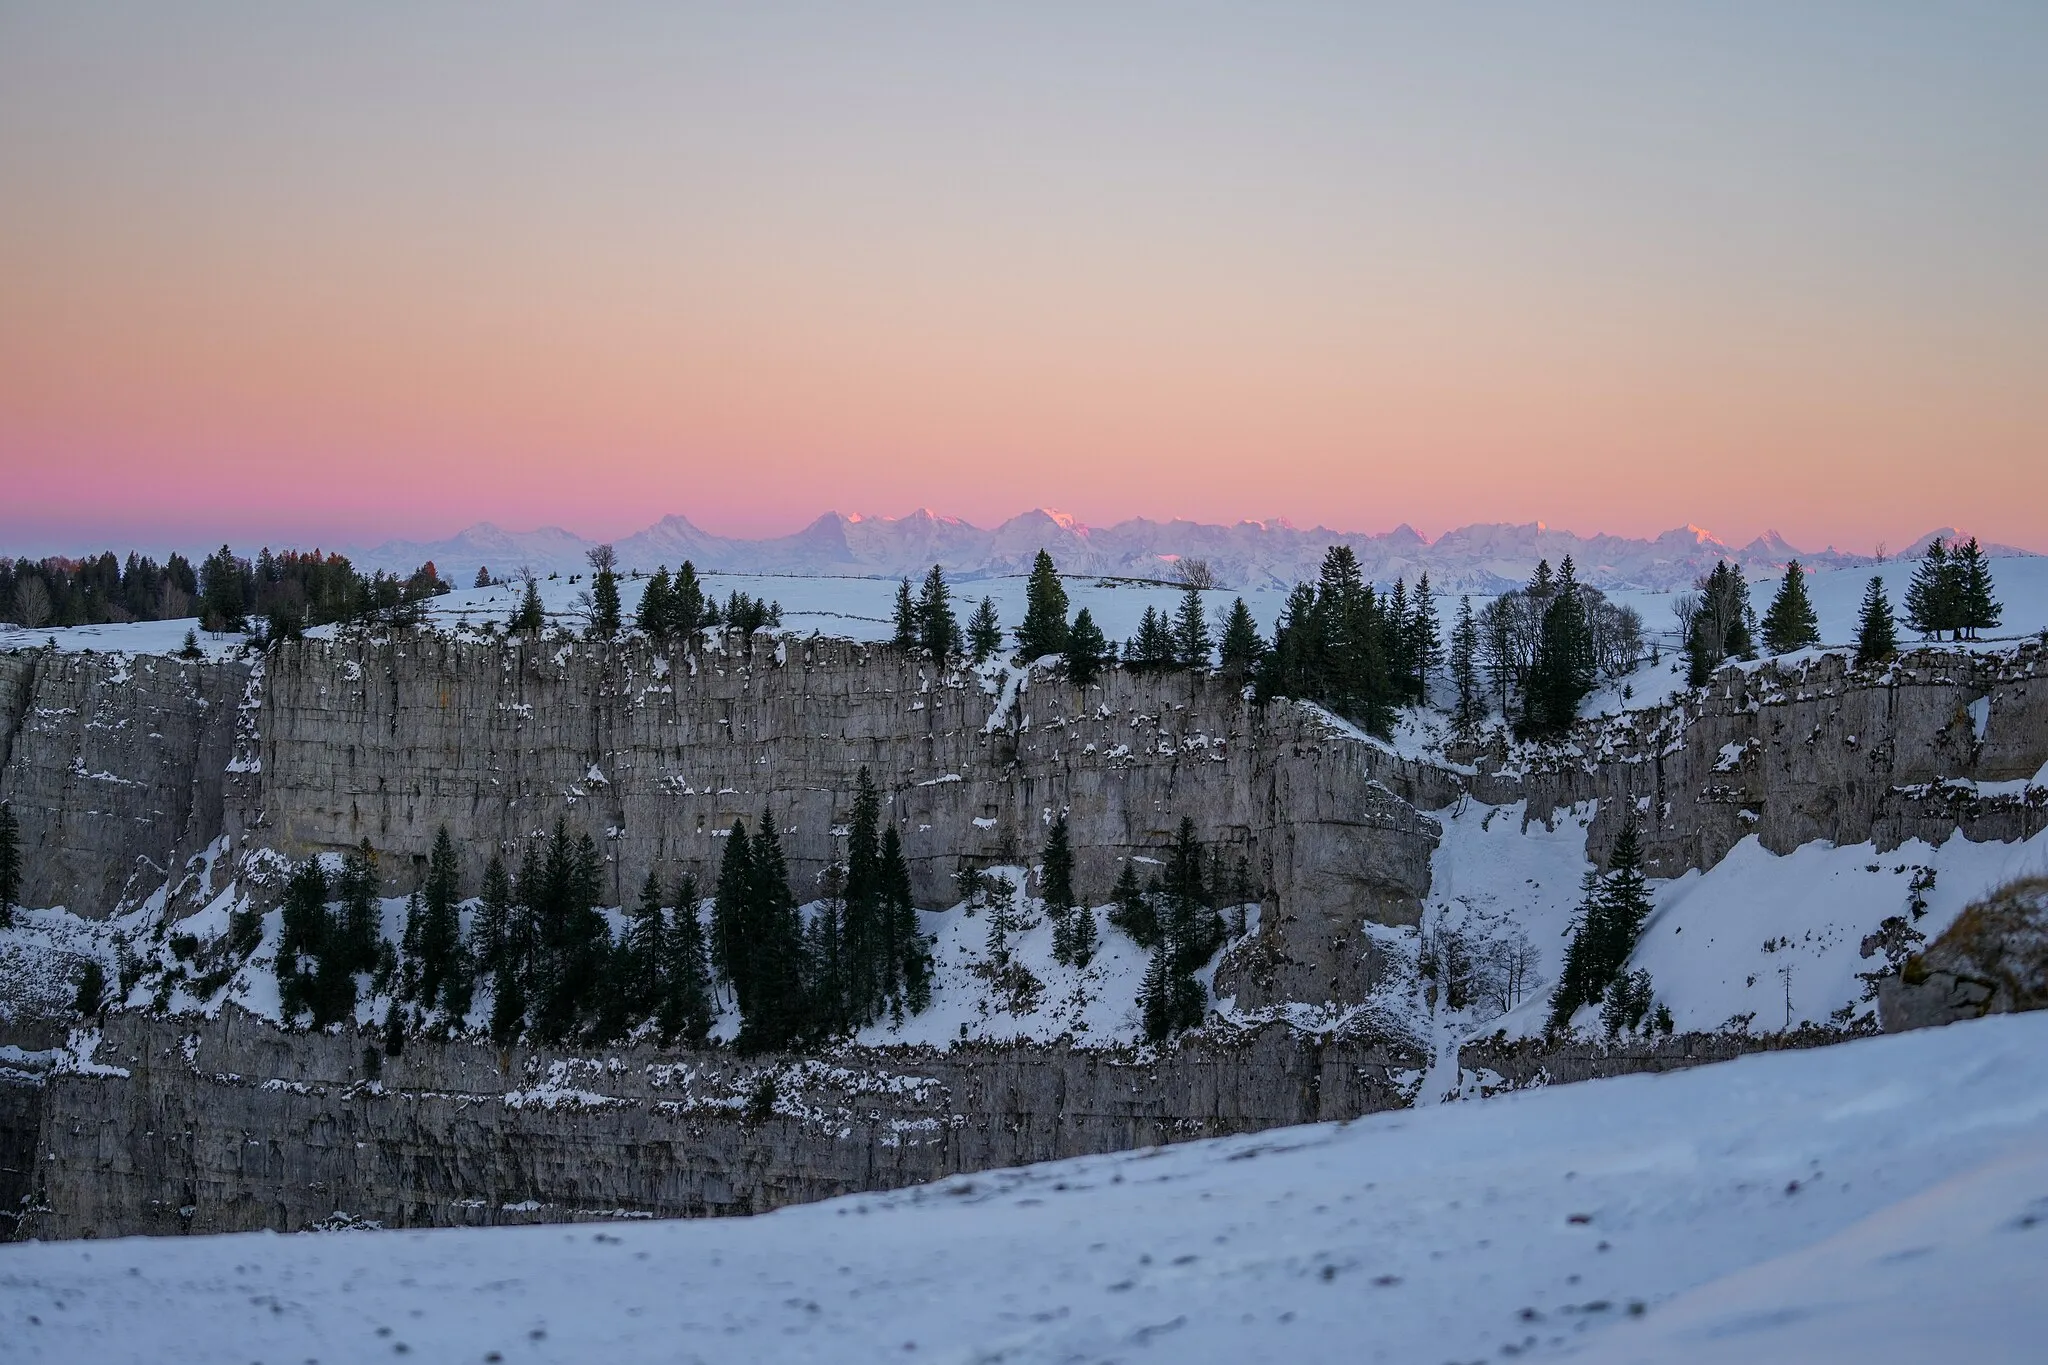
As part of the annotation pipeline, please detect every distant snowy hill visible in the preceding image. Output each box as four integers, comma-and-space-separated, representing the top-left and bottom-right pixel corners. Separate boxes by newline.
347, 511, 2035, 592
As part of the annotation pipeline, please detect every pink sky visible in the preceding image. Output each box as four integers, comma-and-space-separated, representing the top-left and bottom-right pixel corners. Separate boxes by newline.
3, 6, 2044, 556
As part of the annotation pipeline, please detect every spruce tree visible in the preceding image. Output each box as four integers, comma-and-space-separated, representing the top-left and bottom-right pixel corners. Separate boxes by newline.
1905, 539, 1956, 641
1065, 901, 1098, 968
1107, 861, 1159, 947
1520, 557, 1595, 738
841, 767, 886, 1022
73, 959, 106, 1017
586, 545, 622, 638
891, 578, 919, 651
626, 869, 669, 1020
336, 840, 382, 974
1127, 606, 1178, 672
1685, 561, 1756, 685
669, 560, 711, 647
1761, 560, 1821, 655
658, 872, 714, 1046
916, 564, 961, 660
712, 819, 754, 1010
1063, 608, 1109, 685
1547, 868, 1604, 1030
1043, 815, 1076, 964
1409, 573, 1441, 700
1450, 595, 1486, 733
416, 825, 464, 1015
737, 809, 809, 1053
636, 566, 675, 642
0, 801, 18, 929
1855, 575, 1900, 669
1172, 585, 1212, 670
878, 823, 929, 1015
475, 853, 513, 976
1217, 598, 1265, 673
966, 597, 1003, 664
512, 574, 545, 635
1015, 549, 1071, 659
276, 859, 329, 1024
1955, 538, 2002, 640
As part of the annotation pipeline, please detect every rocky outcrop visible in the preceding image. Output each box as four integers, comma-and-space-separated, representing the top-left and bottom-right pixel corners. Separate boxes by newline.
1880, 877, 2048, 1032
0, 649, 249, 915
18, 1011, 1425, 1239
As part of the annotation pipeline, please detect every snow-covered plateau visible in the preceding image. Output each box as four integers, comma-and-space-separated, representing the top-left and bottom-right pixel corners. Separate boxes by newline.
3, 1013, 2043, 1364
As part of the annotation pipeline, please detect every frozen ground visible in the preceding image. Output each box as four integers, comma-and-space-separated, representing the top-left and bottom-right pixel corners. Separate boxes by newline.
2, 1012, 2043, 1363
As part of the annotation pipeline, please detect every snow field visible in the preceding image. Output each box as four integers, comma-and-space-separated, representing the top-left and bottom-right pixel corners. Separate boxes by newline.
3, 1012, 2043, 1363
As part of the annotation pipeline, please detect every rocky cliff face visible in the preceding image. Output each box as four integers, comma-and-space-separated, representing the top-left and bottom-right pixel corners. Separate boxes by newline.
5, 637, 2046, 1015
19, 1011, 1423, 1239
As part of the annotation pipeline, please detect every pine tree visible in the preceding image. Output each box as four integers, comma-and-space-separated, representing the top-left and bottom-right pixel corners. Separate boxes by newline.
1172, 585, 1212, 670
891, 578, 919, 651
586, 545, 621, 638
1127, 606, 1178, 672
667, 561, 710, 647
916, 565, 961, 660
73, 959, 106, 1017
1160, 817, 1224, 970
879, 823, 929, 1015
636, 566, 675, 642
1450, 595, 1486, 733
1107, 861, 1159, 947
417, 825, 464, 1016
1043, 815, 1076, 965
1855, 575, 1900, 669
474, 565, 492, 589
1905, 538, 1956, 641
1520, 557, 1595, 739
1063, 608, 1109, 686
736, 809, 809, 1053
840, 767, 886, 1023
1409, 573, 1441, 701
712, 819, 754, 1010
1954, 538, 2002, 640
1015, 549, 1071, 660
511, 574, 545, 635
1761, 560, 1821, 654
336, 840, 382, 974
626, 869, 668, 1020
966, 597, 1003, 664
1686, 561, 1756, 685
1217, 598, 1265, 673
0, 801, 19, 929
276, 859, 329, 1024
658, 872, 714, 1046
1065, 901, 1098, 968
475, 853, 513, 976
1547, 868, 1605, 1030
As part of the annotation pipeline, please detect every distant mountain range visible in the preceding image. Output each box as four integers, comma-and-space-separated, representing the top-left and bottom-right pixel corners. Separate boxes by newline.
347, 511, 2033, 594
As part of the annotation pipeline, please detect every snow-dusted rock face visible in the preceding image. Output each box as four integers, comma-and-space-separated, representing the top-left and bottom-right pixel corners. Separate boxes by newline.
0, 649, 248, 916
15, 1009, 1421, 1240
1880, 877, 2048, 1032
1497, 646, 2048, 879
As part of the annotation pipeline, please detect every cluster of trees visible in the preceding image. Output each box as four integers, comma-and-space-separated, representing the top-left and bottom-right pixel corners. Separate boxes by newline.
1040, 816, 1098, 968
1905, 537, 2002, 641
1547, 817, 1671, 1036
1256, 547, 1442, 738
1106, 818, 1238, 1041
1452, 558, 1645, 738
1674, 561, 1756, 686
1, 552, 199, 630
0, 546, 452, 636
712, 769, 930, 1053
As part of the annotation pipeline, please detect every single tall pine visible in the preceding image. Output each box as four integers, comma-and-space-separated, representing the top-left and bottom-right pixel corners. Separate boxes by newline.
586, 545, 621, 638
1954, 538, 2002, 640
1015, 550, 1071, 659
636, 566, 674, 642
1172, 585, 1212, 670
891, 578, 919, 651
1855, 575, 1900, 669
1217, 598, 1265, 673
1064, 607, 1109, 685
1449, 595, 1486, 733
966, 597, 1003, 664
1761, 560, 1821, 654
916, 564, 961, 660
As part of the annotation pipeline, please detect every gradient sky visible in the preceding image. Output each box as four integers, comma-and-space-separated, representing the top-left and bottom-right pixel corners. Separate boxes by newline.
3, 2, 2045, 557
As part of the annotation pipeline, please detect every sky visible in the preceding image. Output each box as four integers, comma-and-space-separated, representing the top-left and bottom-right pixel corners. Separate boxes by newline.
3, 2, 2045, 558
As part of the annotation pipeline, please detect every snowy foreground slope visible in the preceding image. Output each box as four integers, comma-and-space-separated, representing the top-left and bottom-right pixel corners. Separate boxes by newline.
5, 1016, 2044, 1364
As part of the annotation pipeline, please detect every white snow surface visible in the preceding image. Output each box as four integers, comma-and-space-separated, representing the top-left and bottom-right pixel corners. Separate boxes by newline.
4, 1014, 2044, 1363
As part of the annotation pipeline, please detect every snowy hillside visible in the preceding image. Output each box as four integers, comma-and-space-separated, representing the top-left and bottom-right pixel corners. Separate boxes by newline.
340, 507, 2040, 593
4, 1013, 2043, 1363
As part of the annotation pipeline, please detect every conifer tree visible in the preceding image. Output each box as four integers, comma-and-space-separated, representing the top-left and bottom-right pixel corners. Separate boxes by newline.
1064, 900, 1098, 968
1043, 815, 1076, 964
1855, 575, 1900, 669
1217, 598, 1265, 673
1107, 861, 1159, 947
878, 823, 929, 1015
1685, 561, 1756, 685
586, 545, 621, 638
891, 578, 919, 651
1063, 608, 1109, 685
626, 869, 669, 1020
1450, 595, 1486, 733
916, 564, 961, 660
276, 859, 330, 1024
336, 840, 383, 974
0, 801, 18, 929
636, 566, 674, 642
736, 809, 809, 1053
1546, 869, 1604, 1031
658, 872, 714, 1046
1387, 578, 1415, 701
1520, 557, 1595, 738
416, 824, 464, 1016
1126, 606, 1178, 672
1409, 573, 1441, 700
1761, 560, 1821, 655
73, 959, 105, 1017
1172, 584, 1212, 670
1546, 817, 1653, 1031
474, 565, 493, 589
669, 560, 711, 647
840, 768, 886, 1022
1015, 549, 1071, 659
1954, 537, 2002, 640
511, 574, 545, 635
712, 819, 754, 1009
1905, 538, 1956, 641
475, 853, 513, 976
966, 597, 1003, 664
